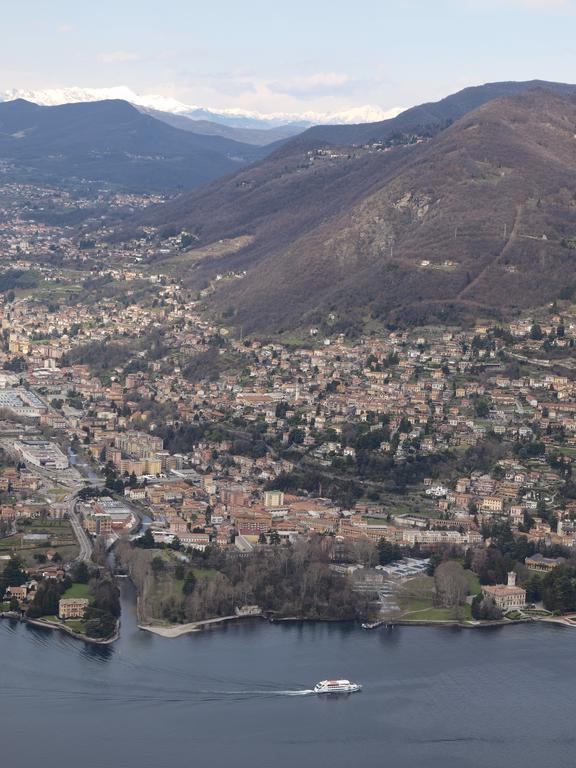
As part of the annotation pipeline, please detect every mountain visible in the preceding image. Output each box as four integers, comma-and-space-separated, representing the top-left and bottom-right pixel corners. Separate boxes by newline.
135, 85, 576, 333
296, 79, 576, 146
0, 98, 272, 191
136, 107, 305, 146
0, 86, 402, 130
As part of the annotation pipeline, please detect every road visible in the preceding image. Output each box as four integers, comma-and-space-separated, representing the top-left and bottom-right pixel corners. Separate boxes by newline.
67, 497, 93, 562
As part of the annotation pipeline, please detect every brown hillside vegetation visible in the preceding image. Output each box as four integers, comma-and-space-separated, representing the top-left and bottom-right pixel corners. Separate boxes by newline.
140, 89, 576, 332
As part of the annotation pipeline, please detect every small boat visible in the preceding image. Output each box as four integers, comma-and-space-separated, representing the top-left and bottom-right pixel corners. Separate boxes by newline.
361, 622, 380, 630
314, 679, 362, 694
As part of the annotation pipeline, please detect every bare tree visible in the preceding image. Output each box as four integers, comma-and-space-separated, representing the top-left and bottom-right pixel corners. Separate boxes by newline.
434, 561, 468, 608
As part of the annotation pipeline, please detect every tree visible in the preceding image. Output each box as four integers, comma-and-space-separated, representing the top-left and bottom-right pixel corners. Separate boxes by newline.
398, 417, 412, 434
474, 396, 492, 418
269, 530, 281, 546
1, 556, 27, 593
434, 561, 468, 608
91, 577, 120, 617
135, 528, 155, 549
427, 552, 443, 576
525, 575, 542, 603
27, 582, 60, 618
71, 561, 90, 584
471, 594, 502, 620
85, 607, 116, 639
182, 570, 197, 596
174, 564, 185, 581
542, 565, 576, 613
530, 324, 543, 341
378, 539, 402, 566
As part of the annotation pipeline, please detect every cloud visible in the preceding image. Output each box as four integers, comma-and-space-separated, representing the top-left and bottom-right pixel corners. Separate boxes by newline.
58, 24, 74, 34
98, 51, 140, 63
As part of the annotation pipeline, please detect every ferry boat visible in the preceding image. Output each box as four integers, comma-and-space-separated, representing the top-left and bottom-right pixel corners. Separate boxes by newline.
314, 679, 362, 694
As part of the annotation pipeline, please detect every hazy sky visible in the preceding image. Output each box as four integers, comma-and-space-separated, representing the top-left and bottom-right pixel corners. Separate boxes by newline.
3, 0, 576, 114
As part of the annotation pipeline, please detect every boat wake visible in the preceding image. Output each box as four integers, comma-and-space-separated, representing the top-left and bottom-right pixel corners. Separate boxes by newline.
220, 689, 314, 697
274, 689, 315, 696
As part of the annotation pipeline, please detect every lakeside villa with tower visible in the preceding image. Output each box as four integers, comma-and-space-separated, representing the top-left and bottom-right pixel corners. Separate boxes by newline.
482, 572, 526, 612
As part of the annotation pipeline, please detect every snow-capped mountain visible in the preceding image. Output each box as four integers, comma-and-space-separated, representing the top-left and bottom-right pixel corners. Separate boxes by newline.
0, 86, 403, 129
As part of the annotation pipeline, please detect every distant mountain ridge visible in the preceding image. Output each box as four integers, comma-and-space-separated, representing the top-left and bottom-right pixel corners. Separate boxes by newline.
132, 82, 576, 333
136, 107, 304, 147
297, 79, 576, 145
0, 86, 403, 129
0, 98, 274, 190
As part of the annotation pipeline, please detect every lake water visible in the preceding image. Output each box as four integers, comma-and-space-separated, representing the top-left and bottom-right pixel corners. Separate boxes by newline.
1, 582, 575, 768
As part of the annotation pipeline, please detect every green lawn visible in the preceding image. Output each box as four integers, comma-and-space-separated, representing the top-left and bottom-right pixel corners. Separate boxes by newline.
401, 605, 472, 622
192, 568, 218, 581
40, 616, 87, 634
65, 620, 86, 634
63, 583, 91, 599
464, 570, 482, 596
397, 573, 475, 622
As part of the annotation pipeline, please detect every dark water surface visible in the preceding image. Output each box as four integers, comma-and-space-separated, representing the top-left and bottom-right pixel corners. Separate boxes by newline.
1, 582, 575, 768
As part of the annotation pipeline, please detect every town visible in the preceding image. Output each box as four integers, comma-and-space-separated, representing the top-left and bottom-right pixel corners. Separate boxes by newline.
1, 178, 576, 636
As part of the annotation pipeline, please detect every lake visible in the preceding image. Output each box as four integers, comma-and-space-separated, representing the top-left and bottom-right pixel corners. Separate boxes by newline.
1, 582, 574, 768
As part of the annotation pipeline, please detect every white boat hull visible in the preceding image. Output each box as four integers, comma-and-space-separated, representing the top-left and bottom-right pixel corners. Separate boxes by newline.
314, 680, 362, 694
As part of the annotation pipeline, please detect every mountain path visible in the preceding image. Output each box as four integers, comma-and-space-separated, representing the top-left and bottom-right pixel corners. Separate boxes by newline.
457, 203, 524, 300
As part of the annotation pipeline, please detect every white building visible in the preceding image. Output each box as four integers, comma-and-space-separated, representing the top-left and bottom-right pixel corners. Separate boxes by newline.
14, 439, 69, 470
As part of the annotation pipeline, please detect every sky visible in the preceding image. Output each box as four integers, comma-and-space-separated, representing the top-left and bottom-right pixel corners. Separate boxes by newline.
2, 0, 576, 116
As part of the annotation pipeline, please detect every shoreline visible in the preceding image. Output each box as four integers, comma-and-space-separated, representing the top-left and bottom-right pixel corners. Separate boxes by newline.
6, 603, 575, 644
0, 612, 119, 645
139, 613, 264, 637
137, 612, 576, 639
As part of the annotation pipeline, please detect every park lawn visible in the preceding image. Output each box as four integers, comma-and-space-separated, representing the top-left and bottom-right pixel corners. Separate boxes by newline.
464, 570, 482, 596
64, 620, 86, 634
63, 583, 91, 599
401, 605, 472, 622
398, 574, 436, 613
192, 568, 218, 581
397, 573, 474, 622
41, 616, 87, 634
